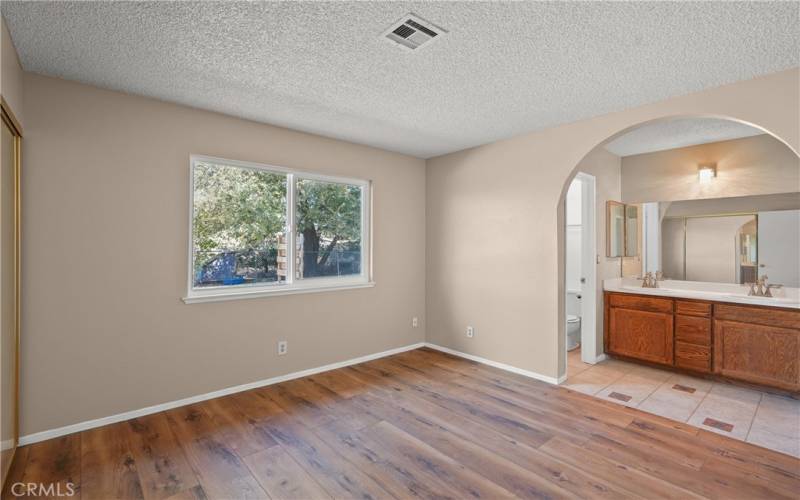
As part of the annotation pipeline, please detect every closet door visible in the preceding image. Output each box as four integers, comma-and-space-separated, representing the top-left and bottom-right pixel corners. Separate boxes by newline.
0, 102, 21, 489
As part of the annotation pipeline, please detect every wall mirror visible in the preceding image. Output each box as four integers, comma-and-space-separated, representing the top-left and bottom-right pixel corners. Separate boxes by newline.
645, 192, 799, 286
607, 201, 640, 258
0, 99, 21, 489
606, 201, 625, 257
624, 204, 639, 257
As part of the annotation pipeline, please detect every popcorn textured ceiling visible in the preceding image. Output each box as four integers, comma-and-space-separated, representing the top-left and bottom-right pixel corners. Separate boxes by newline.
3, 1, 798, 158
604, 118, 765, 157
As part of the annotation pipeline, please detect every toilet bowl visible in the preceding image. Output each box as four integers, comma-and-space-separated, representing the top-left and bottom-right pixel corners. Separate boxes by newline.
567, 314, 581, 351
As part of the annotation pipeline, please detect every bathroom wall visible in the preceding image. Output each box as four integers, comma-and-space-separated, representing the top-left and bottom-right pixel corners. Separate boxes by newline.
621, 134, 799, 204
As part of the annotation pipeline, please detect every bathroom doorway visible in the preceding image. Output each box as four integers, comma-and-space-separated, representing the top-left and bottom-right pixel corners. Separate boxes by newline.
565, 172, 597, 369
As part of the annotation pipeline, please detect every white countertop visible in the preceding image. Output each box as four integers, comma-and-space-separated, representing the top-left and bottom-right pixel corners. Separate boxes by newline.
604, 277, 800, 310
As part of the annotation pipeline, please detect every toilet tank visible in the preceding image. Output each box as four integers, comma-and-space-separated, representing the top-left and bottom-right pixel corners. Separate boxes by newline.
566, 290, 582, 318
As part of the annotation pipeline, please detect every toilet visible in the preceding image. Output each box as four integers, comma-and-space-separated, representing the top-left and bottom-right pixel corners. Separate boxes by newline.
566, 290, 582, 351
567, 314, 581, 351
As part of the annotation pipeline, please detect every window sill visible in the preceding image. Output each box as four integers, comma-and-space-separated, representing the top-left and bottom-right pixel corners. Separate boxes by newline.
182, 281, 376, 304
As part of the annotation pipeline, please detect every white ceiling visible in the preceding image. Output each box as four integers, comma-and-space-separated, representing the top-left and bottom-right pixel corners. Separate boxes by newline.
3, 1, 798, 158
603, 118, 765, 157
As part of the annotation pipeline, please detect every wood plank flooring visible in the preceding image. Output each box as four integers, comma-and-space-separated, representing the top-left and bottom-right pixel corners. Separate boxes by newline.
4, 347, 799, 499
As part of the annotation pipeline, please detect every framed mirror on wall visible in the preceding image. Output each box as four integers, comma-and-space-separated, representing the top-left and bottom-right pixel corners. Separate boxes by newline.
606, 201, 625, 257
607, 201, 640, 258
0, 97, 21, 490
624, 205, 639, 257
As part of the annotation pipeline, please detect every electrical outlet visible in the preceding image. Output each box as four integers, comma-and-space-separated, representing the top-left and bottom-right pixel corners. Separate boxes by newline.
412, 317, 419, 328
466, 326, 474, 338
277, 340, 288, 356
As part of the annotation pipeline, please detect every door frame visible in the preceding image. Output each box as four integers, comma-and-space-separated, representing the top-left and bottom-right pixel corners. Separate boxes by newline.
573, 172, 597, 364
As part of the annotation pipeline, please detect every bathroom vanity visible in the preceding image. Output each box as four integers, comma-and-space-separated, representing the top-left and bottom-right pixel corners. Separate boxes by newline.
603, 278, 800, 393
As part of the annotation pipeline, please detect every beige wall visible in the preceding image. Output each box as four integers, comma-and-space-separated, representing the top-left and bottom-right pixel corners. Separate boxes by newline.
621, 134, 800, 204
0, 16, 24, 127
21, 74, 426, 436
426, 68, 799, 381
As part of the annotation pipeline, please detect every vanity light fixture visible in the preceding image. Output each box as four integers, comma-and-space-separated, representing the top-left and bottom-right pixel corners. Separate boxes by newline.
698, 163, 717, 183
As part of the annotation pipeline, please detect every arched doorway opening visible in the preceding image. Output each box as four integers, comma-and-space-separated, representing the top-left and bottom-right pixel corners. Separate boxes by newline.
557, 115, 800, 383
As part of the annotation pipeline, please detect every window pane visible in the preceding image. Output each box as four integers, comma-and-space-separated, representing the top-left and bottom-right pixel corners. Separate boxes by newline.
192, 162, 287, 288
295, 178, 362, 279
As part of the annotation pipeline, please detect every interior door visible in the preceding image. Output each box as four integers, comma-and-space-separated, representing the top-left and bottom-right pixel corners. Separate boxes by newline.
758, 210, 800, 288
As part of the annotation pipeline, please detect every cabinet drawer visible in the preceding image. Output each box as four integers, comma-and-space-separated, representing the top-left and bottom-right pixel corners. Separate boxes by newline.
608, 293, 673, 314
675, 341, 710, 373
675, 315, 711, 346
675, 300, 711, 317
715, 304, 800, 330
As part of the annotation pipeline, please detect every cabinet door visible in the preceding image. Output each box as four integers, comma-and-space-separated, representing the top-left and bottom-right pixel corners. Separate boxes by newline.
608, 307, 674, 365
714, 320, 800, 391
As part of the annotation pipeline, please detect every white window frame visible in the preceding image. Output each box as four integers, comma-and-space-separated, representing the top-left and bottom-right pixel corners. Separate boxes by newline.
183, 155, 373, 304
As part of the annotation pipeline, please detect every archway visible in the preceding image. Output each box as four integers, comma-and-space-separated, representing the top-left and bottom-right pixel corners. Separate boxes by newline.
556, 114, 800, 382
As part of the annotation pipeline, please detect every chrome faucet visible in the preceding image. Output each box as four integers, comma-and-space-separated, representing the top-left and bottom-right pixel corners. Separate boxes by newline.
748, 275, 783, 297
641, 271, 663, 288
765, 283, 783, 298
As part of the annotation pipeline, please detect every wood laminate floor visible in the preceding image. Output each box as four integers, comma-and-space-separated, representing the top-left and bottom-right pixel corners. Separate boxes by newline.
4, 347, 799, 499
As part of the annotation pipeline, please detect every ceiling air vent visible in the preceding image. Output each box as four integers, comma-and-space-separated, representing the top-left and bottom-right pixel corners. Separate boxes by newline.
383, 14, 446, 51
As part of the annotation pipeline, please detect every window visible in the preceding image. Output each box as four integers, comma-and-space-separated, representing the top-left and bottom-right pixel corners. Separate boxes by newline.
185, 156, 371, 303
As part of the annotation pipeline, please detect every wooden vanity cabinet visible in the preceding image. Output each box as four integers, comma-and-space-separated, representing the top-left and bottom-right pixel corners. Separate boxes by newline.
604, 291, 800, 392
606, 294, 674, 365
714, 304, 800, 392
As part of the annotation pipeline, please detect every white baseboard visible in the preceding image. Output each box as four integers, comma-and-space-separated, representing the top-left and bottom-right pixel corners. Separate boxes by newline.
424, 343, 561, 385
591, 353, 608, 363
19, 341, 425, 446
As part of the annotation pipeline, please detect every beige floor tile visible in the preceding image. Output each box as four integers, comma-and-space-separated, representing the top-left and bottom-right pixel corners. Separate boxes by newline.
638, 380, 707, 422
749, 394, 800, 439
595, 372, 662, 407
746, 427, 800, 458
567, 359, 592, 377
563, 366, 625, 396
626, 364, 674, 384
594, 358, 637, 374
567, 348, 592, 376
687, 391, 760, 440
584, 363, 634, 382
707, 383, 763, 405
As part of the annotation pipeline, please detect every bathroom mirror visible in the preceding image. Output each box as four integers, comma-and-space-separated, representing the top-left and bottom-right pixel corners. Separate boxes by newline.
644, 192, 800, 286
606, 201, 625, 257
625, 204, 639, 257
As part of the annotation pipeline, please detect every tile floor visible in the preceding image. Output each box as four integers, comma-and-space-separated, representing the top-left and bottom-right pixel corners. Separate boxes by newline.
565, 347, 800, 457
